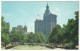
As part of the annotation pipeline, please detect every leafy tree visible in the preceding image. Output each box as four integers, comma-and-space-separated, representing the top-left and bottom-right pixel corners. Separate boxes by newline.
1, 34, 10, 47
48, 24, 62, 44
74, 11, 78, 46
1, 16, 10, 33
10, 30, 25, 44
1, 16, 10, 47
35, 32, 46, 43
26, 32, 46, 44
26, 32, 35, 43
48, 11, 79, 49
63, 11, 79, 49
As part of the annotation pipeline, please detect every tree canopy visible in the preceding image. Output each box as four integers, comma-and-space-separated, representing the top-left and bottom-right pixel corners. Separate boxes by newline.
48, 11, 79, 49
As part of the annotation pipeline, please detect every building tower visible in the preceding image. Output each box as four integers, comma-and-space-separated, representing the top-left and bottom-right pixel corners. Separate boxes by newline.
35, 3, 57, 36
35, 15, 43, 33
24, 23, 27, 34
43, 3, 57, 35
44, 3, 50, 16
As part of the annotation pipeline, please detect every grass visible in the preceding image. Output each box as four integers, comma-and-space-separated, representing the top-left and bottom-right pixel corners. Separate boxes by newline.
9, 45, 51, 50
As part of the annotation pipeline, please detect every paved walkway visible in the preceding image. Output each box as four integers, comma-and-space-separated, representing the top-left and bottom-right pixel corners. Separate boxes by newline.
53, 48, 65, 50
1, 45, 65, 50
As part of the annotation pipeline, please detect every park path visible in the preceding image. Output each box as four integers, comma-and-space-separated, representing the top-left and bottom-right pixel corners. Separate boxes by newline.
1, 45, 65, 50
53, 48, 65, 50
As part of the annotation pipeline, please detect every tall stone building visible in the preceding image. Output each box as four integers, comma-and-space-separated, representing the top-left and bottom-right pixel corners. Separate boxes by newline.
35, 4, 57, 36
35, 15, 43, 33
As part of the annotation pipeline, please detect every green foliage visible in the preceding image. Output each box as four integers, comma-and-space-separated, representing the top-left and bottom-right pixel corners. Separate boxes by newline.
26, 32, 46, 43
26, 32, 35, 43
1, 34, 10, 46
10, 30, 25, 43
35, 32, 46, 43
1, 16, 10, 33
64, 11, 79, 49
1, 16, 10, 46
48, 11, 79, 49
48, 24, 63, 44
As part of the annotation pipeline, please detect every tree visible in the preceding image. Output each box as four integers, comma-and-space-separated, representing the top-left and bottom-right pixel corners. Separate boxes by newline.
26, 32, 46, 44
1, 34, 10, 47
74, 11, 78, 46
1, 16, 10, 34
63, 11, 79, 49
48, 24, 62, 45
46, 11, 78, 49
10, 30, 25, 44
26, 32, 35, 43
35, 32, 46, 43
1, 16, 10, 47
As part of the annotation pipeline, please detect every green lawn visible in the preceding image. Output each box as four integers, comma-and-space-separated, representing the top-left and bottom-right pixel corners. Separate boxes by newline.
9, 45, 51, 50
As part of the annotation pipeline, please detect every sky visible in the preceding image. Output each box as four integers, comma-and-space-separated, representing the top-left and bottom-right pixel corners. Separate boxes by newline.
2, 1, 79, 33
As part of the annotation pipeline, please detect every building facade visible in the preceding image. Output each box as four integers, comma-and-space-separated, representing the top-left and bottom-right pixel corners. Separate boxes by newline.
12, 24, 27, 34
35, 4, 57, 36
35, 19, 43, 33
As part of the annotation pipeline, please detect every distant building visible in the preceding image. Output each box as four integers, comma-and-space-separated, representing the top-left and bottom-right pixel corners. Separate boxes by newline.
24, 23, 27, 34
35, 16, 43, 33
35, 3, 57, 36
12, 24, 27, 34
